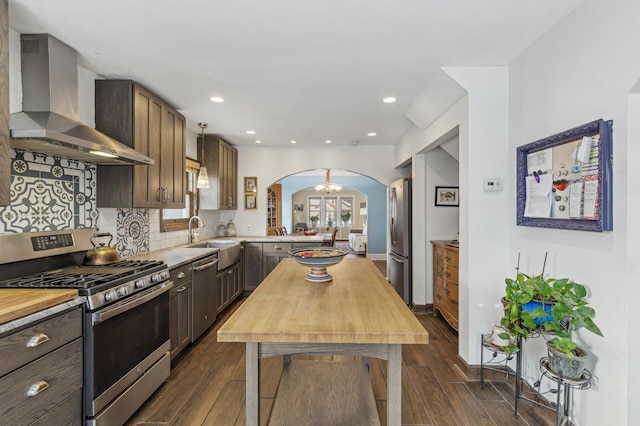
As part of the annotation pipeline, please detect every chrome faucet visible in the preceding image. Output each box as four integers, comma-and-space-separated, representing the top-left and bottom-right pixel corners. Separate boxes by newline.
188, 216, 206, 245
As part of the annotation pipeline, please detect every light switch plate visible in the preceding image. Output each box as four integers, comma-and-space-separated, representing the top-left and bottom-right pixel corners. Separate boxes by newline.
483, 178, 503, 192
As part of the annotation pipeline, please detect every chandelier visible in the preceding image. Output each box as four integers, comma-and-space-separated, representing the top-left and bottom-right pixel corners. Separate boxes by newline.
315, 169, 342, 193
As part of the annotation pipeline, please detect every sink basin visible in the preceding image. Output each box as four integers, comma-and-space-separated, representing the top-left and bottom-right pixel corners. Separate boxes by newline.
189, 240, 241, 270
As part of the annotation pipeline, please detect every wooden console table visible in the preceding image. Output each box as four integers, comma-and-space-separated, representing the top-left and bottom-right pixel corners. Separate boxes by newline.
218, 258, 429, 425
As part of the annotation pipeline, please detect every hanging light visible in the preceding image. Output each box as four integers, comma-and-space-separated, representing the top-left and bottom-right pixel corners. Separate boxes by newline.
315, 169, 342, 193
196, 122, 210, 189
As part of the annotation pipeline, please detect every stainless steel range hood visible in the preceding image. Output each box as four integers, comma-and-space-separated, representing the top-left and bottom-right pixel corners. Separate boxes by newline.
10, 34, 153, 166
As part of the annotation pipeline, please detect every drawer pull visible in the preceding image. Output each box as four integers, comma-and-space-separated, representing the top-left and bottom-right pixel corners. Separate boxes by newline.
176, 286, 187, 293
177, 271, 186, 279
27, 333, 50, 348
274, 245, 281, 250
27, 380, 49, 397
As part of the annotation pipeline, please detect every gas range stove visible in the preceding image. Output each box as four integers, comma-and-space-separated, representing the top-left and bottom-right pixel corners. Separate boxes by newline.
0, 229, 170, 310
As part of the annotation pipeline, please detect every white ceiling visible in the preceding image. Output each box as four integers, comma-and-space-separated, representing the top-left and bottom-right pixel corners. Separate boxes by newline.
8, 0, 584, 147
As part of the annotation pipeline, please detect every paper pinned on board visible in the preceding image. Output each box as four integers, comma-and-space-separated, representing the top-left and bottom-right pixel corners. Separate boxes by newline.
527, 148, 553, 175
524, 173, 553, 218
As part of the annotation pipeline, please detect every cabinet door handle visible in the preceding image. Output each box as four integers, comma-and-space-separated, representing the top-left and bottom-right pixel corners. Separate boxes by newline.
177, 271, 186, 279
156, 187, 163, 202
227, 270, 233, 275
227, 196, 233, 207
27, 333, 50, 348
274, 245, 281, 250
176, 286, 187, 293
163, 187, 170, 203
27, 380, 50, 397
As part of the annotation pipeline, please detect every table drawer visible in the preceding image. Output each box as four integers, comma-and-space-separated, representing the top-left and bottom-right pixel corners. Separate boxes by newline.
262, 242, 292, 253
0, 338, 83, 425
0, 308, 82, 377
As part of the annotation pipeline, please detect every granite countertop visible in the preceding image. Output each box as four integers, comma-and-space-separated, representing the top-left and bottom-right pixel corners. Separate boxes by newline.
126, 235, 326, 270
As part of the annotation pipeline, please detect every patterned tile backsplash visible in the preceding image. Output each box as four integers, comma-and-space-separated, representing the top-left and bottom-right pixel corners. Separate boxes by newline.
1, 149, 218, 256
0, 149, 98, 232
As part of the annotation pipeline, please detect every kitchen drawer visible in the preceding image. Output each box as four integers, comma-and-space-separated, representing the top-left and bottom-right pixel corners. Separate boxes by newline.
0, 338, 83, 425
0, 307, 82, 377
262, 242, 292, 253
31, 388, 82, 426
170, 263, 192, 285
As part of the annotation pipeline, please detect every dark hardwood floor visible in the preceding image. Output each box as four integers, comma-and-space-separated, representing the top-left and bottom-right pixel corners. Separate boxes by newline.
127, 262, 557, 426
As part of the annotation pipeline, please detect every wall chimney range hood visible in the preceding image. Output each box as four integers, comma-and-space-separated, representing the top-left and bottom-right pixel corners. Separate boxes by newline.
10, 34, 153, 166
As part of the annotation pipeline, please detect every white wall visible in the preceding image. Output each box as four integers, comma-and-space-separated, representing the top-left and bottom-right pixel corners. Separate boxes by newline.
506, 1, 637, 423
231, 145, 399, 237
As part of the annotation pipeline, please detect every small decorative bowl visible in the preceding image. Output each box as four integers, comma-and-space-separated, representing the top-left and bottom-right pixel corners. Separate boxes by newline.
303, 230, 317, 235
289, 247, 348, 283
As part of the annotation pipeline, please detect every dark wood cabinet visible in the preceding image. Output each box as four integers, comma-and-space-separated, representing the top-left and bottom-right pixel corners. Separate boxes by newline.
198, 135, 238, 210
243, 242, 263, 291
95, 80, 185, 208
262, 242, 292, 278
0, 0, 10, 207
216, 261, 242, 314
169, 264, 192, 361
0, 307, 83, 425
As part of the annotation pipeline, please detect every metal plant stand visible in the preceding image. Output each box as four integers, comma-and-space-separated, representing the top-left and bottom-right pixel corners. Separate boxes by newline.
479, 333, 515, 389
539, 357, 592, 426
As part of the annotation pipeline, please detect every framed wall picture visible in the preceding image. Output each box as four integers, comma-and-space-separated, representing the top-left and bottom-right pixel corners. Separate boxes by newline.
245, 194, 257, 210
435, 186, 459, 207
244, 177, 257, 194
516, 118, 613, 232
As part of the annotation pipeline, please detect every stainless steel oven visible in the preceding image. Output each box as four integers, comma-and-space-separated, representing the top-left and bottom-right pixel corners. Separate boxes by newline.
85, 279, 172, 425
0, 229, 173, 426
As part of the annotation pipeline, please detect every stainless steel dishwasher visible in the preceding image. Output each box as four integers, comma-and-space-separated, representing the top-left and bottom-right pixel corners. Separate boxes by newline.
191, 253, 218, 342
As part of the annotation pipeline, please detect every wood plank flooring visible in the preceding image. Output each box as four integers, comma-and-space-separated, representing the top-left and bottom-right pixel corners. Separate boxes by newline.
127, 264, 557, 425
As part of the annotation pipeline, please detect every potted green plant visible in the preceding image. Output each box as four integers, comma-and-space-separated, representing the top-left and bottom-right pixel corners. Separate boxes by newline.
309, 215, 319, 230
341, 212, 351, 225
498, 272, 602, 378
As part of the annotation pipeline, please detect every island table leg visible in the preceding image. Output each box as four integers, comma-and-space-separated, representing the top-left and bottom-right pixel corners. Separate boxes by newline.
387, 344, 402, 426
246, 342, 260, 426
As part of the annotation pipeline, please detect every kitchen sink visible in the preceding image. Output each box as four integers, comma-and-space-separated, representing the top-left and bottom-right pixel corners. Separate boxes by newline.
188, 240, 241, 270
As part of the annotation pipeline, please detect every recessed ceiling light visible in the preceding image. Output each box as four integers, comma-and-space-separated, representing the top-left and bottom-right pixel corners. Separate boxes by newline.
210, 96, 224, 103
325, 140, 332, 144
246, 130, 256, 135
290, 140, 297, 144
367, 132, 377, 137
255, 140, 262, 144
382, 97, 396, 103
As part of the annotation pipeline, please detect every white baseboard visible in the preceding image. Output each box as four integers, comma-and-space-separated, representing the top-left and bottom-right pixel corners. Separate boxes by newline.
366, 253, 386, 261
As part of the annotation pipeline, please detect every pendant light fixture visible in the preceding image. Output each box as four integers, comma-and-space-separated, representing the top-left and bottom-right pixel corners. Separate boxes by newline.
196, 122, 210, 189
315, 169, 342, 193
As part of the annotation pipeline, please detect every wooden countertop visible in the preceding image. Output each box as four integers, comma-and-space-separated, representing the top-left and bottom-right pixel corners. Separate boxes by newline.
0, 289, 79, 325
218, 258, 428, 345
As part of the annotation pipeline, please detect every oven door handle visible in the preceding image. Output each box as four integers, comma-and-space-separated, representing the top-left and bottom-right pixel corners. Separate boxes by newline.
92, 281, 173, 325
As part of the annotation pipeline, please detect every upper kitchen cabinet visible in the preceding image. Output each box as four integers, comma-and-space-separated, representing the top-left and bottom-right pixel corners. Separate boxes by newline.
198, 135, 238, 210
0, 0, 10, 207
95, 80, 185, 209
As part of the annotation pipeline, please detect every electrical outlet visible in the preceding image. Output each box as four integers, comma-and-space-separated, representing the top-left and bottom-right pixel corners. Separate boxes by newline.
247, 225, 252, 233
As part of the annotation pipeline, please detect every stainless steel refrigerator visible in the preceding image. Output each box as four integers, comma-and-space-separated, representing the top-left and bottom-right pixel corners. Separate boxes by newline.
388, 178, 412, 305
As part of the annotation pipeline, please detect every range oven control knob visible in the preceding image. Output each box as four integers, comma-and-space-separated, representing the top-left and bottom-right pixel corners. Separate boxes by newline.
151, 274, 161, 283
104, 290, 118, 302
117, 287, 128, 297
135, 279, 146, 288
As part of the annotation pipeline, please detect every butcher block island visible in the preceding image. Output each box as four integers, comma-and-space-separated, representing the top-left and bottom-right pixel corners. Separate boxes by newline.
218, 258, 428, 426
